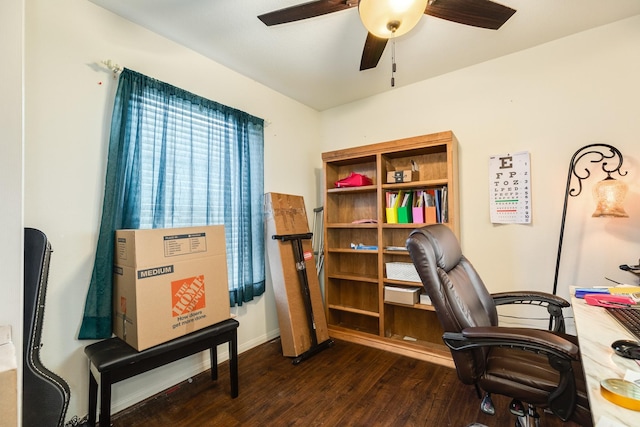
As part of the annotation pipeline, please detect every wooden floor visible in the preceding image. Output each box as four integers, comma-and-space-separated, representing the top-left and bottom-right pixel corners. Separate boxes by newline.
109, 338, 580, 426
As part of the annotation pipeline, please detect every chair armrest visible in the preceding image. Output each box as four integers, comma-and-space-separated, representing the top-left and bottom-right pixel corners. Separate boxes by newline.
443, 326, 579, 360
491, 291, 570, 333
492, 291, 570, 308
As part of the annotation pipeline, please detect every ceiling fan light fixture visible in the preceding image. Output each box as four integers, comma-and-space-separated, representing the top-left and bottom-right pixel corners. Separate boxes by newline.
359, 0, 428, 39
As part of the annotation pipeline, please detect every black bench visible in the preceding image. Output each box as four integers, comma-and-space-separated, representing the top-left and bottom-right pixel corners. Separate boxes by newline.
84, 318, 239, 427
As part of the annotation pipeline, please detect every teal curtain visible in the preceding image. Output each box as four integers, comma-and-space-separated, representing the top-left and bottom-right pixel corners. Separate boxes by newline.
79, 69, 265, 339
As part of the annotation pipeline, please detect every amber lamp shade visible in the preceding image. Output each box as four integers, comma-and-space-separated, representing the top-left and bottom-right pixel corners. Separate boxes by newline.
358, 0, 428, 38
592, 176, 629, 218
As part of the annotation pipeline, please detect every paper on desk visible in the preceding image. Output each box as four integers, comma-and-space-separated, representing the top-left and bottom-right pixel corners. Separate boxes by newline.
623, 369, 640, 383
608, 286, 640, 294
596, 415, 627, 427
608, 287, 640, 305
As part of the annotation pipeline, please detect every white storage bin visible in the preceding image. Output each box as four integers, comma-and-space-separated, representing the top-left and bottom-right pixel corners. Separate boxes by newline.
384, 286, 421, 305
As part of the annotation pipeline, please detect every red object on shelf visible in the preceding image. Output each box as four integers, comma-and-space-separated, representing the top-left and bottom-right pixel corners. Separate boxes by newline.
334, 173, 373, 188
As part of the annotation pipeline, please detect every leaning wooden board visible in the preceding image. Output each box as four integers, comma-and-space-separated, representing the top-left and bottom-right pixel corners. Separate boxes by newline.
265, 193, 330, 358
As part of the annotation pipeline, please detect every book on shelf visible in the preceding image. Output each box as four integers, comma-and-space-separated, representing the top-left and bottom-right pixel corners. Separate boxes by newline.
384, 245, 408, 251
440, 186, 448, 223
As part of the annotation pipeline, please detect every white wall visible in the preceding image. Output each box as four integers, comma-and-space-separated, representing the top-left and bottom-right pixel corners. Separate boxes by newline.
321, 15, 640, 330
0, 0, 24, 423
24, 0, 321, 421
0, 0, 25, 334
19, 0, 640, 423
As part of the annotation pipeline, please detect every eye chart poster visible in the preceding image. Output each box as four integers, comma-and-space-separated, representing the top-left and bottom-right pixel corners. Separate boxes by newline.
489, 151, 531, 224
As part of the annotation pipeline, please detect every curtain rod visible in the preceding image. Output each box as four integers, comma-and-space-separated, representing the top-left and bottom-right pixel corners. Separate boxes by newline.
98, 59, 271, 126
101, 59, 123, 76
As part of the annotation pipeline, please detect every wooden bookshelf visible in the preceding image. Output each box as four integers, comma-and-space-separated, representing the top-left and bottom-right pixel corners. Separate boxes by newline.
322, 131, 459, 366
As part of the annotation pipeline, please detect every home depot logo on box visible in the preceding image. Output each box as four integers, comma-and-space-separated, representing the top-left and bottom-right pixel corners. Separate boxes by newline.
172, 275, 206, 316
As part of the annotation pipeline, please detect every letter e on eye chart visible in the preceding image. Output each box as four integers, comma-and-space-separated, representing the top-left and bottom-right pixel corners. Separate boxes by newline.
489, 151, 531, 224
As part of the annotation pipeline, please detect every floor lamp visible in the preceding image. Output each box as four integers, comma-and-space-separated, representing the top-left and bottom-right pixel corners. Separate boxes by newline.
552, 144, 629, 297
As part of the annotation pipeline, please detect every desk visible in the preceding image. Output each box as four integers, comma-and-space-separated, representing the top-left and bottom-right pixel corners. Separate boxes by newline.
571, 292, 640, 426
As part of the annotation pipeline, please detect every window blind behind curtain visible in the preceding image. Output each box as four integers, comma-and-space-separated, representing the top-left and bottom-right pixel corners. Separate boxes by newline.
79, 69, 265, 339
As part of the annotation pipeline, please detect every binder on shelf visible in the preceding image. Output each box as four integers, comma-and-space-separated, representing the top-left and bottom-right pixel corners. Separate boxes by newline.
385, 190, 401, 224
423, 190, 437, 223
411, 206, 424, 224
425, 206, 437, 223
434, 189, 442, 223
412, 190, 424, 224
385, 207, 398, 224
397, 191, 412, 223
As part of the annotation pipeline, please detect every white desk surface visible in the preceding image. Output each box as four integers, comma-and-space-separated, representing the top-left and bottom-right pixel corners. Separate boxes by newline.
571, 291, 640, 426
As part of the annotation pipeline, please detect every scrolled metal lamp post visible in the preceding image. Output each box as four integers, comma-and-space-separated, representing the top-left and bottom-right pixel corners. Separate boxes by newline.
552, 144, 628, 297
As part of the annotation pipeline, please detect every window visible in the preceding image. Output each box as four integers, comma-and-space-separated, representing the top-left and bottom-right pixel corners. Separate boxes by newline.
79, 69, 265, 339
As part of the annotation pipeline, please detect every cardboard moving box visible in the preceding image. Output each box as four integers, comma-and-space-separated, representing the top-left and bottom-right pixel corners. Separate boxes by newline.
113, 225, 231, 351
265, 193, 330, 357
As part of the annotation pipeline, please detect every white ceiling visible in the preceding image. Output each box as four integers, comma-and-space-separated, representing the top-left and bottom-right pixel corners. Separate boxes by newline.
89, 0, 640, 111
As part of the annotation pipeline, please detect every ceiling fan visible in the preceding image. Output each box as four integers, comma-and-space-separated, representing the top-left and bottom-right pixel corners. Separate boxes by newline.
258, 0, 516, 71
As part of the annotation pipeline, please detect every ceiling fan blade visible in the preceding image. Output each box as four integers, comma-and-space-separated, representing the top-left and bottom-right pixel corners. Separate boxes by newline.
258, 0, 357, 26
360, 33, 388, 71
425, 0, 516, 30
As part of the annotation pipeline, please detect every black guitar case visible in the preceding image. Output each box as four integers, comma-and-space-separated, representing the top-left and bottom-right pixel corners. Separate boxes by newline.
23, 228, 70, 427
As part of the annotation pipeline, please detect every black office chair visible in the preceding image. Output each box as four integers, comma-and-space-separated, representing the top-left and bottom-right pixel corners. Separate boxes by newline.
406, 225, 592, 427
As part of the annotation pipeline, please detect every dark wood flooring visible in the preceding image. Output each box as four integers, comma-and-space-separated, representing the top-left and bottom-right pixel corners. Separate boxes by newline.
109, 338, 580, 426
